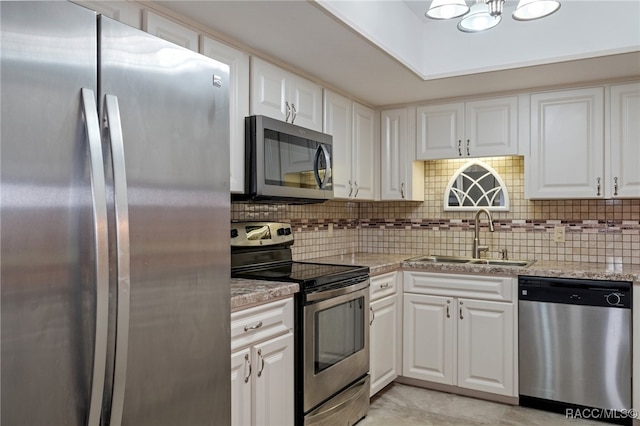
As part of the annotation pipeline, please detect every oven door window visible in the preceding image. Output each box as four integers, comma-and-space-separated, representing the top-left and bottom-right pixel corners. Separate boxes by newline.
264, 129, 332, 190
314, 296, 365, 374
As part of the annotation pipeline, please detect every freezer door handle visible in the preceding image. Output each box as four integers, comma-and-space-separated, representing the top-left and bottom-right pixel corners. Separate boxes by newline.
104, 94, 131, 426
81, 88, 110, 426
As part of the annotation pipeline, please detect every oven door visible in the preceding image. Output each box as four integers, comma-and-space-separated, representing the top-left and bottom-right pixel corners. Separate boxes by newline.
303, 281, 369, 413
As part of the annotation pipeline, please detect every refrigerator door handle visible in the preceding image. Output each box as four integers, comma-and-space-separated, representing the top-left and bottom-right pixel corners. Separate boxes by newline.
81, 88, 110, 426
104, 94, 131, 426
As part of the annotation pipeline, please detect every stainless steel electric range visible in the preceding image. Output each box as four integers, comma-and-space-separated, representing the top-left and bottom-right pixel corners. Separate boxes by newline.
231, 222, 370, 426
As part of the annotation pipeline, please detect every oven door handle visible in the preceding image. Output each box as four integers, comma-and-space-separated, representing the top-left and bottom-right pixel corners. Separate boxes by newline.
306, 279, 369, 303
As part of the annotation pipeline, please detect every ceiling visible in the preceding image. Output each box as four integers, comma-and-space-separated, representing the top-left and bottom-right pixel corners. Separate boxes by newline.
158, 1, 640, 107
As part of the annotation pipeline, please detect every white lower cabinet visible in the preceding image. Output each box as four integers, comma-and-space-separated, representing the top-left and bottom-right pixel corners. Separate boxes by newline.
231, 298, 294, 426
402, 272, 517, 397
369, 272, 401, 396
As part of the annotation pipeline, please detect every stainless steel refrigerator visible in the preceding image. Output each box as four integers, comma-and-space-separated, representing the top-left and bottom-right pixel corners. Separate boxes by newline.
1, 2, 230, 425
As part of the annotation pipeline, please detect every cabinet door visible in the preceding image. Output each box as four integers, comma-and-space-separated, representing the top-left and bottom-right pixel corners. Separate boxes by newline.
250, 58, 287, 122
403, 294, 454, 385
253, 332, 294, 426
143, 11, 198, 52
416, 102, 464, 160
370, 294, 400, 396
527, 87, 604, 199
465, 97, 518, 157
324, 91, 353, 199
609, 82, 640, 198
231, 349, 252, 426
457, 299, 515, 396
288, 75, 323, 131
352, 103, 376, 200
381, 108, 406, 200
201, 36, 250, 194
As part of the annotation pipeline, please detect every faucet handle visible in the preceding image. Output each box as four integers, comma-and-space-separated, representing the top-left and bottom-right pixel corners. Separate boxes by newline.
499, 248, 508, 260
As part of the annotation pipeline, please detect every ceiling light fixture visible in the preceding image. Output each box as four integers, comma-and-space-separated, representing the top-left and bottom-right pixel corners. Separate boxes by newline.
427, 0, 561, 32
513, 0, 561, 21
458, 0, 501, 33
425, 0, 469, 19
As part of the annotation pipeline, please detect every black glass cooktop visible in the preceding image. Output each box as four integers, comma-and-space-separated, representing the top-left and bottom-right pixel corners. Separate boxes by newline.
232, 261, 369, 288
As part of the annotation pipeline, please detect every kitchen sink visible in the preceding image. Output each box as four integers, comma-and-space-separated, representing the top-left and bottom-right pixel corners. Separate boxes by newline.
407, 255, 473, 264
468, 259, 536, 267
405, 255, 535, 268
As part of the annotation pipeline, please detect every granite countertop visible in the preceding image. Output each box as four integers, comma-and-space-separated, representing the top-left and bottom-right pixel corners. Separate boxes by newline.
231, 278, 298, 312
309, 253, 640, 283
231, 254, 640, 311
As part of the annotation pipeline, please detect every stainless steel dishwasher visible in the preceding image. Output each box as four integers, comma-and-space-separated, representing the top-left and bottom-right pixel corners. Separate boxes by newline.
519, 276, 632, 416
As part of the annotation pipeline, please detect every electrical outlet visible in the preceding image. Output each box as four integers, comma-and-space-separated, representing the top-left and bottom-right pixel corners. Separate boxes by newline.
328, 223, 334, 237
553, 226, 565, 243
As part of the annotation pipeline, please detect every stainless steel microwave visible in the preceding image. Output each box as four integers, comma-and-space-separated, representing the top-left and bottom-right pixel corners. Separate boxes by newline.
235, 115, 333, 203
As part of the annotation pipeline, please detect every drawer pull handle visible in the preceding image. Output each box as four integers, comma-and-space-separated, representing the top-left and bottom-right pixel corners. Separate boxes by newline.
380, 283, 390, 289
459, 301, 463, 320
614, 177, 619, 196
244, 321, 263, 332
257, 349, 265, 377
458, 140, 462, 156
244, 353, 251, 383
597, 177, 601, 197
369, 306, 375, 325
446, 300, 451, 318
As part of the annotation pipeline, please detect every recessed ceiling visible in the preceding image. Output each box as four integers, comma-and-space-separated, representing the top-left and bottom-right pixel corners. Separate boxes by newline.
158, 1, 640, 107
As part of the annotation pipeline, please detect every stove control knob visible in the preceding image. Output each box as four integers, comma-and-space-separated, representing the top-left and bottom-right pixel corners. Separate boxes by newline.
606, 293, 621, 306
277, 228, 285, 236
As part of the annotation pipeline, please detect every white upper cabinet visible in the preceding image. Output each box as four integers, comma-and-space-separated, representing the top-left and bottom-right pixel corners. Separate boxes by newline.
380, 107, 424, 201
323, 91, 376, 200
609, 82, 640, 198
143, 11, 199, 52
72, 1, 141, 28
201, 36, 250, 194
417, 96, 518, 160
526, 87, 605, 199
251, 57, 322, 131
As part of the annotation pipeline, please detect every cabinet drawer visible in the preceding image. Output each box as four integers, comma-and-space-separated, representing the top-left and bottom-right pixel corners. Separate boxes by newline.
403, 271, 514, 302
370, 272, 398, 301
231, 297, 294, 352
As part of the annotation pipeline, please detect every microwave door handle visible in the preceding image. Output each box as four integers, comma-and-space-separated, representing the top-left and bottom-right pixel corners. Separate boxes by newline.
313, 144, 331, 189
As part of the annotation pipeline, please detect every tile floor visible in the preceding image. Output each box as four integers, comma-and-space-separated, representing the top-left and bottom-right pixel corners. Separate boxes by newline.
360, 383, 609, 425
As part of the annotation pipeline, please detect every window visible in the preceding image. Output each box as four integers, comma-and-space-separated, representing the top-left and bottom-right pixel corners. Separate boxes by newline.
444, 160, 509, 211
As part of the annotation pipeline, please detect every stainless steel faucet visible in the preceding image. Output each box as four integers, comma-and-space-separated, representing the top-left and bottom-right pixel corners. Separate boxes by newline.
472, 208, 495, 258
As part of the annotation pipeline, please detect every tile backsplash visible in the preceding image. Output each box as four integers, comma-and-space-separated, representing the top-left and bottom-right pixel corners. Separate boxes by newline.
232, 156, 640, 265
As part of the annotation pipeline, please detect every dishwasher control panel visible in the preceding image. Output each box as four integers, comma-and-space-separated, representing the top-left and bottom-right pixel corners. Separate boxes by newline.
518, 276, 632, 309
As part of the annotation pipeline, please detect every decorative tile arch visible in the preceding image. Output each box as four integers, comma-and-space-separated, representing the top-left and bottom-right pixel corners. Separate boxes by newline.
444, 159, 509, 211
